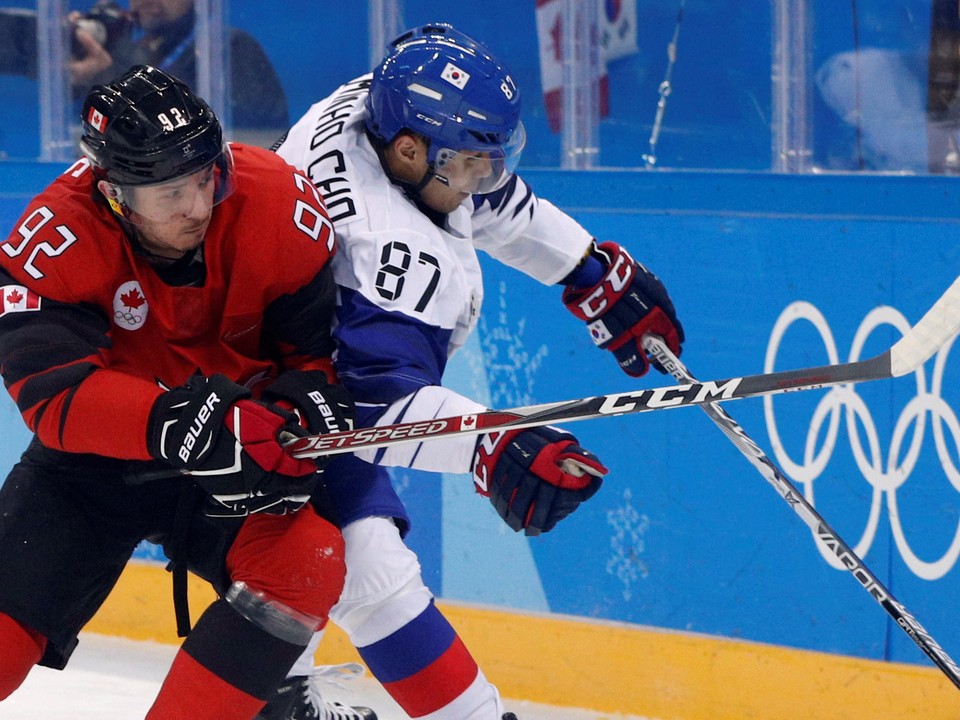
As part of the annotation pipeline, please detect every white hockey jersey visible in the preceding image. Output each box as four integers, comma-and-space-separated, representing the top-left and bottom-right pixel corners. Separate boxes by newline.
275, 75, 593, 475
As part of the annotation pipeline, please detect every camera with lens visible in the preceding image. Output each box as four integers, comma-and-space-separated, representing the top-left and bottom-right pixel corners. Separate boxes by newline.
71, 0, 133, 57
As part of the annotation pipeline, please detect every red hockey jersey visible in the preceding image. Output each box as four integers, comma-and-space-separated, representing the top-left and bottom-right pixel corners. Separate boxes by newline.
0, 144, 336, 460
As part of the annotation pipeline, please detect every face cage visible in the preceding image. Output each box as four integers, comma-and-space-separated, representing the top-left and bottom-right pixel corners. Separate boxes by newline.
102, 144, 236, 225
432, 121, 526, 195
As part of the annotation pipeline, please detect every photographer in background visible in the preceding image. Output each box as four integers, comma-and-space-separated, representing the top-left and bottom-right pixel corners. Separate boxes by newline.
0, 0, 288, 134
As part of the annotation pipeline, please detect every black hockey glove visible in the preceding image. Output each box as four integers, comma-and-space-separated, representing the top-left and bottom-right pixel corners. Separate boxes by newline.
147, 374, 320, 517
563, 241, 684, 377
260, 369, 355, 471
472, 425, 607, 536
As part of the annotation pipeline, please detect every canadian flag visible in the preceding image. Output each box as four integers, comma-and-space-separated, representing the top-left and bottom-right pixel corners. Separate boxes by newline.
0, 284, 41, 316
87, 107, 107, 133
536, 0, 638, 132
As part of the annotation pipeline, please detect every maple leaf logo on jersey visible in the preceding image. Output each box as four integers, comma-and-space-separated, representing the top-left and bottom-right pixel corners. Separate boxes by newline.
113, 280, 148, 331
120, 287, 146, 310
6, 289, 23, 305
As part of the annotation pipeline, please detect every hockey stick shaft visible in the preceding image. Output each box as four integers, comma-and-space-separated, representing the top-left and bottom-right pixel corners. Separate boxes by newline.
285, 275, 960, 460
642, 334, 960, 691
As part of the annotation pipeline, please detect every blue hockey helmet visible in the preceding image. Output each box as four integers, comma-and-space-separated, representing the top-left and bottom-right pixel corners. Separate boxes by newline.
365, 23, 525, 194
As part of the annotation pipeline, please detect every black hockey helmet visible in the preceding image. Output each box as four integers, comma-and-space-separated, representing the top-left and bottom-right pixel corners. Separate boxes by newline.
79, 65, 234, 219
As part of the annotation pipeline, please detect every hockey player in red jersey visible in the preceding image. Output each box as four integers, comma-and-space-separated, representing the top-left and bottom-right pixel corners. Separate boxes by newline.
0, 65, 357, 720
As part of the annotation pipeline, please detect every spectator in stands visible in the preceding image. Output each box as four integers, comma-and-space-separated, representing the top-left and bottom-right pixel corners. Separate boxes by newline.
0, 0, 288, 132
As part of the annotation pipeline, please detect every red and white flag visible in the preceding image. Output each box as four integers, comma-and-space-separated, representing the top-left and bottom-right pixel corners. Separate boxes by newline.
87, 107, 107, 133
0, 285, 41, 317
536, 0, 638, 132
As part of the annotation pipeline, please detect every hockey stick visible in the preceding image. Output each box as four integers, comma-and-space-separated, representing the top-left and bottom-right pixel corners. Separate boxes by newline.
642, 333, 960, 691
285, 275, 960, 460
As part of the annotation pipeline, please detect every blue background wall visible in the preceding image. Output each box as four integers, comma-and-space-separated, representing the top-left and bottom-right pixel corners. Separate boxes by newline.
404, 170, 960, 669
1, 165, 957, 673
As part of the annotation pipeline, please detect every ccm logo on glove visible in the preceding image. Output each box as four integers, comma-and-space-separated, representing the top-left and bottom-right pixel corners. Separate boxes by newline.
563, 241, 684, 377
572, 250, 634, 320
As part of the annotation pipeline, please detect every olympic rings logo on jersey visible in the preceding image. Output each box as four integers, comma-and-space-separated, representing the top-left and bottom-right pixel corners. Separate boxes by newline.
114, 309, 144, 326
764, 301, 960, 580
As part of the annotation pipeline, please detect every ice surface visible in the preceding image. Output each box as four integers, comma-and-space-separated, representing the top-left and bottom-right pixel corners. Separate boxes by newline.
3, 633, 656, 720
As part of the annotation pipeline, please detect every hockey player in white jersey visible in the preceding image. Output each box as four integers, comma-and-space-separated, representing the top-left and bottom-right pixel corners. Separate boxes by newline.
261, 22, 684, 720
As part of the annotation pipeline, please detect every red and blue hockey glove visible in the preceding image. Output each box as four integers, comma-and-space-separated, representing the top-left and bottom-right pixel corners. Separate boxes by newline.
473, 425, 607, 535
563, 241, 684, 377
148, 374, 320, 517
261, 369, 355, 469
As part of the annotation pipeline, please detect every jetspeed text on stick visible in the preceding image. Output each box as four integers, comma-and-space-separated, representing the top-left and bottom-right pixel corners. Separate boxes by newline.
299, 418, 454, 452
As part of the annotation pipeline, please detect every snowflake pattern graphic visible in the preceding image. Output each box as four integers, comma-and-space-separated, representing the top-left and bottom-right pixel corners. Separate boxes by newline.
606, 488, 650, 601
478, 281, 549, 408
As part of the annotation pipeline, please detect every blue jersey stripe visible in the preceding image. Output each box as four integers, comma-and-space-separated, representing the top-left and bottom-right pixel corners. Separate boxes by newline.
334, 287, 453, 424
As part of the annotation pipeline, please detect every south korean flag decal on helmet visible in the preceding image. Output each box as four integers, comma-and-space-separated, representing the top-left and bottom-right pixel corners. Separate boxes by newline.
113, 280, 149, 330
440, 62, 470, 89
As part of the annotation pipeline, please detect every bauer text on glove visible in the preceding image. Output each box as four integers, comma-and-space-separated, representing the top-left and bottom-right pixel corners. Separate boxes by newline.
147, 373, 320, 516
261, 369, 355, 470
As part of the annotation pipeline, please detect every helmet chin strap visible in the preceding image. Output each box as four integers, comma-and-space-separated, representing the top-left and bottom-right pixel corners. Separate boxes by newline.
402, 166, 449, 227
385, 162, 434, 203
417, 158, 440, 188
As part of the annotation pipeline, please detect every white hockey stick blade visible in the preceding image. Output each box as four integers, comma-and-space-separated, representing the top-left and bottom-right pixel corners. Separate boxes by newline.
285, 276, 960, 460
889, 275, 960, 375
643, 333, 960, 691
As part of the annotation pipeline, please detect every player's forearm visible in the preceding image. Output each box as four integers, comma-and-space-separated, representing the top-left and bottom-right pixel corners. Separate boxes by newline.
27, 369, 164, 459
474, 182, 593, 285
353, 385, 486, 473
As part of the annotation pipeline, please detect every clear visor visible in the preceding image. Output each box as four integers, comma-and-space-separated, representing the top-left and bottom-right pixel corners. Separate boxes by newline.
102, 145, 235, 225
433, 121, 526, 195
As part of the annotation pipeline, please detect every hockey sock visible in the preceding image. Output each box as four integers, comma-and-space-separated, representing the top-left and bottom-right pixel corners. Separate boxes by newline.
0, 613, 46, 700
357, 600, 480, 717
146, 599, 307, 720
146, 650, 263, 720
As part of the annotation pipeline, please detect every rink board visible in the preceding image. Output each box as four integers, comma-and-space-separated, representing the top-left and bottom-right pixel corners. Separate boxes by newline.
0, 165, 958, 715
85, 560, 955, 720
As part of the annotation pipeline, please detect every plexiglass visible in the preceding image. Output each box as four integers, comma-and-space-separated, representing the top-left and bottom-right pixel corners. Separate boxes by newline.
0, 0, 953, 174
